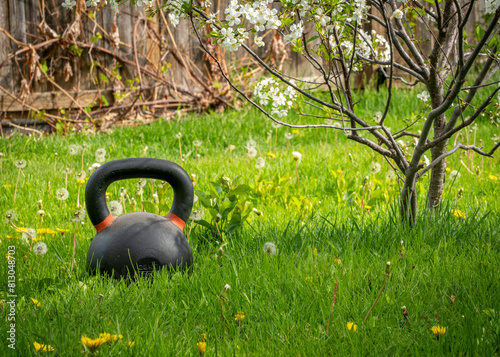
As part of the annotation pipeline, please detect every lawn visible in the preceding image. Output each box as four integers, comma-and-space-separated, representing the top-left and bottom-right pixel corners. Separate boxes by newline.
1, 88, 499, 356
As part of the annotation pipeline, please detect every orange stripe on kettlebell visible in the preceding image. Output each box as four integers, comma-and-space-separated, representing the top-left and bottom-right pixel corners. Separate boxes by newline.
166, 212, 185, 231
94, 214, 116, 232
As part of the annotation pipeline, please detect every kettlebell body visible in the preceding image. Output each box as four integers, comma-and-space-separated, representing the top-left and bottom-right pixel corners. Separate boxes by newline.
85, 158, 194, 279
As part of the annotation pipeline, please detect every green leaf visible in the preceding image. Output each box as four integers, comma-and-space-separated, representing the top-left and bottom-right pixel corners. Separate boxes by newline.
99, 73, 109, 84
229, 184, 251, 196
195, 219, 213, 230
475, 26, 485, 42
142, 201, 156, 214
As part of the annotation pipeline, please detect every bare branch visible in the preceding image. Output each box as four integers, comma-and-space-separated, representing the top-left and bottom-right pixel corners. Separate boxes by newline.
417, 143, 500, 178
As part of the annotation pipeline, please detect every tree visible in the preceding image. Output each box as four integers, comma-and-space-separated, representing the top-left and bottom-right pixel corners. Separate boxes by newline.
65, 0, 500, 224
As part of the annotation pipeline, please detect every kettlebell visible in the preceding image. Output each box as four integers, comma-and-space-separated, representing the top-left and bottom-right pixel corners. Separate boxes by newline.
85, 158, 194, 279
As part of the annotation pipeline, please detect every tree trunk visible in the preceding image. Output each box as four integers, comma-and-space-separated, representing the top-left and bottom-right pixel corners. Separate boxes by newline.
400, 179, 417, 226
426, 114, 449, 209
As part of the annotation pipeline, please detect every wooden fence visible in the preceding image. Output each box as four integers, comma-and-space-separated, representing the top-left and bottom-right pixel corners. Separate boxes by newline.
0, 0, 489, 123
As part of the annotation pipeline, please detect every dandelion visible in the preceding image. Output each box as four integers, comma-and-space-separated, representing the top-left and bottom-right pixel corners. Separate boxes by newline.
417, 91, 430, 102
247, 147, 257, 158
255, 157, 265, 170
305, 276, 314, 282
33, 341, 54, 352
56, 188, 69, 207
489, 174, 498, 181
333, 257, 341, 265
33, 242, 48, 256
451, 208, 465, 218
21, 228, 36, 245
190, 209, 204, 221
13, 159, 27, 204
224, 284, 231, 291
431, 326, 447, 337
263, 242, 277, 256
31, 297, 41, 307
347, 322, 358, 332
234, 312, 245, 321
197, 341, 207, 355
53, 152, 58, 176
5, 209, 18, 224
95, 148, 106, 163
89, 163, 101, 171
292, 151, 302, 187
108, 200, 123, 216
370, 162, 381, 174
267, 152, 276, 159
449, 170, 460, 180
128, 341, 135, 348
37, 210, 45, 225
81, 335, 106, 352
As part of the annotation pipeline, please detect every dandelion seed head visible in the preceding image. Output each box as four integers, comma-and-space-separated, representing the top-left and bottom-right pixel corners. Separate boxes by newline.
450, 170, 460, 179
370, 162, 381, 174
56, 188, 69, 201
108, 200, 123, 216
69, 144, 80, 155
247, 147, 257, 158
72, 208, 86, 222
175, 132, 182, 139
255, 157, 265, 169
33, 242, 48, 256
245, 140, 257, 149
263, 242, 277, 255
76, 171, 87, 180
285, 132, 294, 140
5, 209, 18, 223
21, 228, 36, 244
137, 178, 147, 188
37, 210, 45, 217
292, 151, 302, 162
193, 139, 202, 147
271, 122, 281, 129
190, 209, 204, 221
15, 159, 27, 169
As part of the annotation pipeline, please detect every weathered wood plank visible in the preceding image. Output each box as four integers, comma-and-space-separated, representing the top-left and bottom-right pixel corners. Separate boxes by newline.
0, 0, 14, 91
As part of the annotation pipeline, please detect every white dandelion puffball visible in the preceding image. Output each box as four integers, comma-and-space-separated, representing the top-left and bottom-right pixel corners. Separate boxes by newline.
21, 228, 37, 245
255, 157, 265, 169
450, 170, 460, 180
285, 132, 294, 140
14, 159, 27, 169
247, 147, 257, 158
263, 242, 277, 256
108, 200, 123, 216
370, 162, 381, 174
56, 188, 69, 201
33, 242, 48, 256
190, 209, 204, 221
5, 209, 18, 223
72, 208, 86, 222
292, 151, 302, 162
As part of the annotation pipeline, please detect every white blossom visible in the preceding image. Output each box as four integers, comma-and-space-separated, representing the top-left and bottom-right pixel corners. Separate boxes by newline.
417, 91, 430, 102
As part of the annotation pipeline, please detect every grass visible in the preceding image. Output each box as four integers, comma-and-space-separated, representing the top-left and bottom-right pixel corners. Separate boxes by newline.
1, 88, 499, 356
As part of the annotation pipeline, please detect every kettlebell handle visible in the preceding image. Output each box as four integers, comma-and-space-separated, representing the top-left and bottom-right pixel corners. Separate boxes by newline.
85, 158, 194, 232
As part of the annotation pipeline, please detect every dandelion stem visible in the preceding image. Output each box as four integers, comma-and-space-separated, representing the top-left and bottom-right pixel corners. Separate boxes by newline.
364, 275, 388, 323
77, 182, 81, 208
220, 299, 230, 331
295, 162, 300, 187
326, 281, 338, 335
13, 168, 21, 204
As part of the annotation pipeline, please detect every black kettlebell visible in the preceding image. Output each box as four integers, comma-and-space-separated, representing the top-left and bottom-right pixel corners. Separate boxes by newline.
85, 158, 194, 279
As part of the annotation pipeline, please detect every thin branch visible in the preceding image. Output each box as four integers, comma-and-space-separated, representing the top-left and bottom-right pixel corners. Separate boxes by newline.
417, 143, 500, 178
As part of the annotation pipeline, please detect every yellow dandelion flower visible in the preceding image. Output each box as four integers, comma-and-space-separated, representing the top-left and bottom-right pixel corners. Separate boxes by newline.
3, 184, 12, 189
197, 341, 207, 354
489, 174, 498, 181
312, 248, 317, 256
333, 257, 342, 265
7, 235, 18, 239
431, 326, 447, 337
292, 129, 300, 134
482, 243, 492, 249
105, 192, 112, 196
267, 152, 277, 159
99, 333, 111, 342
234, 312, 245, 321
56, 228, 70, 233
37, 228, 57, 234
305, 276, 313, 282
446, 167, 451, 172
364, 205, 372, 210
76, 179, 85, 184
451, 209, 465, 219
128, 341, 135, 348
200, 333, 207, 341
81, 335, 106, 352
111, 334, 123, 341
347, 322, 358, 332
31, 298, 41, 307
336, 169, 343, 175
33, 341, 54, 352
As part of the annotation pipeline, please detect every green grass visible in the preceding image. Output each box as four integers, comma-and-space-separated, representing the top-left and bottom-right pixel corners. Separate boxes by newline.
1, 89, 499, 356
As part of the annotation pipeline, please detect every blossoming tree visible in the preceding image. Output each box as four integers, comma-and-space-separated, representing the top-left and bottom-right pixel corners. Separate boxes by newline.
64, 0, 500, 224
